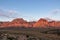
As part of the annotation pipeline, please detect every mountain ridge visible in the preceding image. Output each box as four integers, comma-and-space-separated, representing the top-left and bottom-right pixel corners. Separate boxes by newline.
0, 18, 60, 28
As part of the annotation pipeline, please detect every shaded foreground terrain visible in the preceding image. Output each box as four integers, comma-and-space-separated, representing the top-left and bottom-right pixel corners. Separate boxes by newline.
0, 27, 60, 40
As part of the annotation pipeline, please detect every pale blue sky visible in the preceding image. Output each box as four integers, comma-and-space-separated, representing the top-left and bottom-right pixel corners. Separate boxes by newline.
0, 0, 60, 21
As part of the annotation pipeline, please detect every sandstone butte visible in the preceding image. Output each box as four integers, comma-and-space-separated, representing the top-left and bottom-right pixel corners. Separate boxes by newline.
0, 18, 60, 28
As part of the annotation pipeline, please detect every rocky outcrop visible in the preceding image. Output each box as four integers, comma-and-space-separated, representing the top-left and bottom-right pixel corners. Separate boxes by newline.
0, 18, 36, 28
33, 18, 48, 27
0, 18, 60, 28
33, 18, 60, 28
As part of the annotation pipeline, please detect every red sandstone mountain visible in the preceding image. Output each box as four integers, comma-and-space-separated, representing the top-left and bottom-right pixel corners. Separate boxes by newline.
33, 18, 48, 27
33, 18, 60, 28
0, 18, 36, 28
0, 18, 60, 28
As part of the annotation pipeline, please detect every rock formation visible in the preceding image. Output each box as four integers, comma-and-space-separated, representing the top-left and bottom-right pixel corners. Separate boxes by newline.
0, 18, 60, 28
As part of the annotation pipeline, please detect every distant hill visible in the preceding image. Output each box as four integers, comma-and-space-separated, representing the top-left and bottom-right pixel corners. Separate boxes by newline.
0, 18, 60, 28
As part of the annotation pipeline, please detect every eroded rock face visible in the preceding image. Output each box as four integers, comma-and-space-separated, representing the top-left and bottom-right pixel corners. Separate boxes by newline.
11, 18, 36, 27
11, 18, 27, 27
0, 18, 60, 28
0, 22, 10, 28
0, 18, 36, 28
33, 18, 60, 28
33, 18, 48, 27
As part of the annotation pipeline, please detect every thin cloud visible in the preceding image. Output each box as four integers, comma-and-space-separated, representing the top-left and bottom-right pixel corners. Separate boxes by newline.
7, 10, 18, 14
48, 9, 60, 18
51, 9, 60, 15
0, 9, 20, 18
47, 9, 60, 21
0, 8, 30, 21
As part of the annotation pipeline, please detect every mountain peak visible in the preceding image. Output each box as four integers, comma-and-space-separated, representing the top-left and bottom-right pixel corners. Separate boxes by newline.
12, 18, 27, 23
0, 18, 60, 28
12, 18, 24, 21
38, 18, 48, 22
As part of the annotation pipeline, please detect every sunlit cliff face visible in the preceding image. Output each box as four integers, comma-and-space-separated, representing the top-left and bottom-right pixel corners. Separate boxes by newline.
33, 18, 48, 27
0, 18, 36, 28
0, 18, 60, 28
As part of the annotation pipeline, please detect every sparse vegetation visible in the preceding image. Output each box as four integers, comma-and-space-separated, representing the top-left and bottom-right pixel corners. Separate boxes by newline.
0, 27, 60, 40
